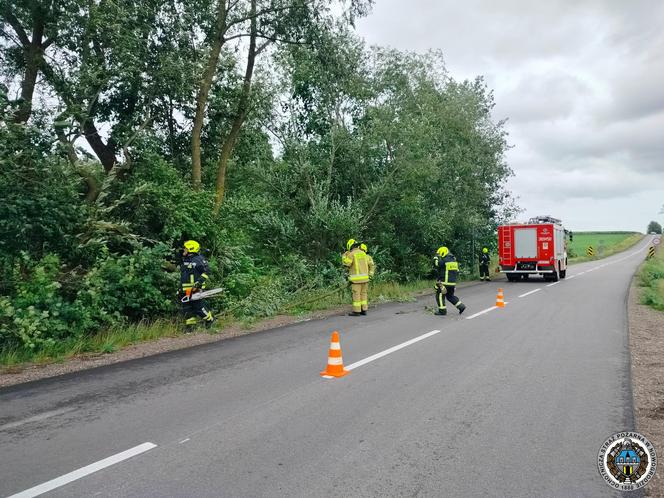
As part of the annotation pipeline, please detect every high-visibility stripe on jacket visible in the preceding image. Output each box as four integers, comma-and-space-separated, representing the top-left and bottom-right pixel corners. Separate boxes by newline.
181, 254, 210, 290
434, 253, 459, 286
342, 248, 369, 283
366, 254, 375, 278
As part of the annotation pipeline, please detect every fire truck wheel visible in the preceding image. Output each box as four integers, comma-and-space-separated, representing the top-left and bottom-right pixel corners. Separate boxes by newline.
506, 273, 518, 282
550, 268, 559, 282
560, 270, 566, 279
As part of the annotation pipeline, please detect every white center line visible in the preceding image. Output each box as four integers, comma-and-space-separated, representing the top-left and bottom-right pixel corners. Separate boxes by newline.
7, 443, 157, 498
518, 288, 542, 298
466, 304, 504, 320
547, 281, 560, 287
342, 329, 441, 372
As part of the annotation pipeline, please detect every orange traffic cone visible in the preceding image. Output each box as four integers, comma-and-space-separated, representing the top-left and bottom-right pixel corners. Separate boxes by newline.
320, 331, 349, 378
496, 288, 505, 308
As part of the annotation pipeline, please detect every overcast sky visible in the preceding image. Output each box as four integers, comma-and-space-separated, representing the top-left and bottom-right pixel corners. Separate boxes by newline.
356, 0, 664, 231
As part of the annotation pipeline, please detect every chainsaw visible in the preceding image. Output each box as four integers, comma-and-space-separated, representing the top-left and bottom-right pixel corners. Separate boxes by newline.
180, 287, 224, 303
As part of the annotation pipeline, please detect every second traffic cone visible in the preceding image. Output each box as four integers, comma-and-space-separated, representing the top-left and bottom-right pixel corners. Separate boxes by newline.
320, 331, 349, 378
496, 288, 505, 308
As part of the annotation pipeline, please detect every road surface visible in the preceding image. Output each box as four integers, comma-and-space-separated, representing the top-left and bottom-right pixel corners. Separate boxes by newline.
0, 237, 656, 497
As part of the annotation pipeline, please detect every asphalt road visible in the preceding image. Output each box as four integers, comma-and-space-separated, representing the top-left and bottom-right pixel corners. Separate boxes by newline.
0, 237, 657, 497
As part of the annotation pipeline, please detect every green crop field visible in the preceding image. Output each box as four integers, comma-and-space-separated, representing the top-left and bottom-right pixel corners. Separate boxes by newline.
567, 232, 643, 261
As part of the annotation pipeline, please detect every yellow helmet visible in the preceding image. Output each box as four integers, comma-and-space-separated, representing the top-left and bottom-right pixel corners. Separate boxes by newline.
183, 240, 200, 253
346, 238, 356, 251
482, 247, 489, 254
436, 246, 449, 257
360, 243, 368, 252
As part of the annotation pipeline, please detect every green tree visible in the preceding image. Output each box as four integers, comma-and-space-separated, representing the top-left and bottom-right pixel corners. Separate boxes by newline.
647, 221, 662, 234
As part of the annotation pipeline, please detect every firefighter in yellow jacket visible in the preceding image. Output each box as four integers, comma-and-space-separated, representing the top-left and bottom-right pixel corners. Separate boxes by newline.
343, 239, 371, 316
360, 243, 376, 280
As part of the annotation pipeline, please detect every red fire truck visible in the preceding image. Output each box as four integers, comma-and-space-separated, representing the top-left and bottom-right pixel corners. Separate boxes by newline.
498, 215, 568, 282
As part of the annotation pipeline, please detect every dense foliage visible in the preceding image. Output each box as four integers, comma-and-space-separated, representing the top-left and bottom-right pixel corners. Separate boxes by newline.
1, 1, 515, 351
647, 221, 662, 234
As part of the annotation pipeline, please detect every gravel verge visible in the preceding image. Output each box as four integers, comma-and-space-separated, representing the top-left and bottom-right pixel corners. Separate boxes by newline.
629, 277, 664, 497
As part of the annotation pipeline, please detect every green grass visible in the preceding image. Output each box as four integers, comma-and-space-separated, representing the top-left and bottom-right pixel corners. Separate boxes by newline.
639, 247, 664, 311
1, 270, 500, 370
0, 280, 436, 369
568, 231, 643, 263
0, 319, 182, 369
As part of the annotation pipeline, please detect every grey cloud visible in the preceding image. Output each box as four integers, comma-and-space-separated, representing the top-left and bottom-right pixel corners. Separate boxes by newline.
600, 49, 664, 122
357, 0, 664, 229
494, 71, 590, 123
509, 159, 660, 201
517, 112, 664, 175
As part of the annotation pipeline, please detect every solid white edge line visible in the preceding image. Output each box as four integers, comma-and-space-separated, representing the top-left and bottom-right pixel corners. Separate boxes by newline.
546, 282, 560, 287
0, 407, 76, 431
518, 288, 541, 298
343, 329, 441, 372
7, 442, 157, 498
567, 275, 576, 279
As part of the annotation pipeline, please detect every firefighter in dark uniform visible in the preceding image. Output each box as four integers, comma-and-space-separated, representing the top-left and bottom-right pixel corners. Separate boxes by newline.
433, 246, 466, 316
479, 247, 491, 281
180, 240, 214, 330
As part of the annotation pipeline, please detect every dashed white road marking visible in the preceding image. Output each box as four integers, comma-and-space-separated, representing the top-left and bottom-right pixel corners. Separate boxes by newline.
179, 438, 190, 444
341, 329, 442, 372
7, 443, 157, 498
518, 288, 542, 298
546, 282, 560, 287
465, 303, 509, 320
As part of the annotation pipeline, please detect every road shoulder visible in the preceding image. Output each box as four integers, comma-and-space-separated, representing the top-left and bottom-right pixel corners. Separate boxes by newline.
629, 277, 664, 497
0, 277, 502, 389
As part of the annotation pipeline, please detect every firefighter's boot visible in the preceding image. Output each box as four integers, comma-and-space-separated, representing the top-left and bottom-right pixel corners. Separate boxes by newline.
435, 309, 447, 316
360, 310, 367, 316
457, 303, 466, 314
348, 311, 361, 317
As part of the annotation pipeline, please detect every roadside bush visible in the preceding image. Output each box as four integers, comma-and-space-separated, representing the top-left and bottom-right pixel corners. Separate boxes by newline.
78, 244, 179, 324
640, 252, 664, 311
0, 255, 93, 350
0, 124, 87, 261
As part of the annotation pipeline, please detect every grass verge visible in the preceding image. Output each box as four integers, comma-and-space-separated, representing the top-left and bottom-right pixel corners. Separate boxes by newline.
568, 232, 643, 263
0, 279, 435, 369
639, 247, 664, 311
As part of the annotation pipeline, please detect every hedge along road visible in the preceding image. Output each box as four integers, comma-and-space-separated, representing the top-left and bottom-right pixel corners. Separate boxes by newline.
0, 236, 657, 497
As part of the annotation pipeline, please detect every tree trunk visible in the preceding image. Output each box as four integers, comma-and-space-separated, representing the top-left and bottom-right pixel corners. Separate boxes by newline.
191, 0, 228, 190
213, 0, 257, 214
83, 119, 117, 172
14, 44, 41, 123
2, 5, 48, 124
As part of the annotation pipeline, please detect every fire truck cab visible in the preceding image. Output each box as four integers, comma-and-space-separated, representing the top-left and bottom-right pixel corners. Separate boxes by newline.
498, 215, 568, 282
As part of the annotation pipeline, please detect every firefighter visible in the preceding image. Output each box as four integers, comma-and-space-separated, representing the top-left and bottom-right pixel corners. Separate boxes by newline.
433, 246, 466, 316
342, 238, 370, 316
180, 240, 214, 330
479, 247, 491, 281
360, 243, 376, 280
